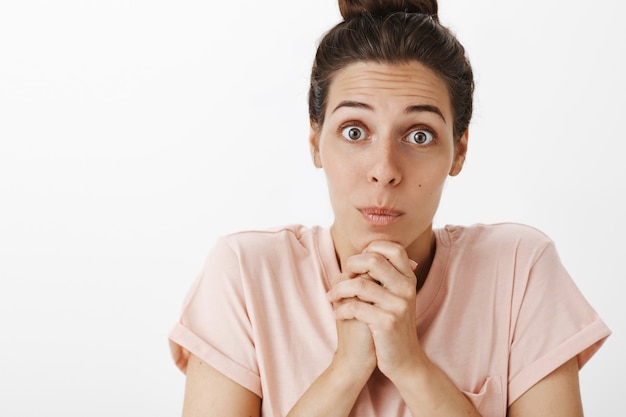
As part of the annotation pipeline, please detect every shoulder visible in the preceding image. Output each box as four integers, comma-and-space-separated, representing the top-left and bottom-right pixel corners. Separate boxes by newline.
197, 224, 326, 289
218, 224, 324, 258
438, 222, 555, 260
440, 222, 552, 245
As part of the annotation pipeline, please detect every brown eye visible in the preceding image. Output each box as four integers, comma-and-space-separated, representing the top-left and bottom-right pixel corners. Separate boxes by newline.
342, 126, 365, 141
407, 129, 434, 145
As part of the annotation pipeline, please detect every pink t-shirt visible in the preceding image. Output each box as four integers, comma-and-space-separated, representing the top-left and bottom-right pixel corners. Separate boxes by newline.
169, 223, 610, 417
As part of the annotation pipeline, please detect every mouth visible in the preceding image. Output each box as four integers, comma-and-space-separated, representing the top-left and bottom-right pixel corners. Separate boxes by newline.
358, 207, 404, 226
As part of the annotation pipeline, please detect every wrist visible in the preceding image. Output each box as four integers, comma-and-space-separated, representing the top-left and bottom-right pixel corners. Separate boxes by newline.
330, 350, 376, 384
286, 354, 373, 417
385, 349, 441, 398
391, 357, 480, 416
379, 343, 430, 386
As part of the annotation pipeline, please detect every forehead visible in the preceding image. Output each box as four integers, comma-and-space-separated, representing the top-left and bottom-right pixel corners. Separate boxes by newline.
328, 61, 452, 117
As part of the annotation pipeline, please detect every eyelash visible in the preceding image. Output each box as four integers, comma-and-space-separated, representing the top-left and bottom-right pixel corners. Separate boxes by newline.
406, 126, 437, 146
337, 121, 438, 146
338, 121, 368, 141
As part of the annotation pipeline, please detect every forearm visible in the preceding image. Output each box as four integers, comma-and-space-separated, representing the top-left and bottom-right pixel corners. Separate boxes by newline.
392, 359, 482, 417
286, 357, 372, 417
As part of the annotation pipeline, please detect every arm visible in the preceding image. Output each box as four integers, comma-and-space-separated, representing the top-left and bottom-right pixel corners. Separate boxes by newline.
182, 353, 261, 417
395, 356, 584, 417
286, 351, 373, 417
287, 272, 378, 417
330, 241, 587, 416
508, 357, 583, 417
329, 241, 483, 417
391, 358, 483, 417
180, 278, 376, 417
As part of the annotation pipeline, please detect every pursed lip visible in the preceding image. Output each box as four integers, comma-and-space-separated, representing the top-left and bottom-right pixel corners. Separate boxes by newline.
358, 206, 404, 226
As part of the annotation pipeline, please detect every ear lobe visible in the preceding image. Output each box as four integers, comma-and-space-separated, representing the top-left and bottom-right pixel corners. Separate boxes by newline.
309, 124, 322, 168
449, 154, 465, 176
449, 129, 468, 177
312, 147, 322, 168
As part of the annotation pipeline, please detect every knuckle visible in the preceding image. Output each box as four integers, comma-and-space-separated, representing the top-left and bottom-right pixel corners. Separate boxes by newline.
347, 277, 370, 298
398, 282, 415, 298
366, 254, 380, 269
346, 256, 358, 271
389, 296, 410, 316
380, 312, 396, 331
339, 301, 356, 318
389, 244, 404, 259
348, 300, 365, 317
397, 298, 410, 314
355, 277, 368, 292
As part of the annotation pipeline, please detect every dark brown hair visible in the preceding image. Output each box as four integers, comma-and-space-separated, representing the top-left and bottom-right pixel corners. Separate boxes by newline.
309, 0, 473, 140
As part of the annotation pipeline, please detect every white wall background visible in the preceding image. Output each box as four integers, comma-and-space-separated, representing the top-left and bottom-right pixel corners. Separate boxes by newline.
0, 0, 623, 415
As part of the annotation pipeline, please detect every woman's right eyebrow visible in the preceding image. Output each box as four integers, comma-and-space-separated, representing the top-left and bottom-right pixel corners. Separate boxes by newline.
331, 100, 373, 114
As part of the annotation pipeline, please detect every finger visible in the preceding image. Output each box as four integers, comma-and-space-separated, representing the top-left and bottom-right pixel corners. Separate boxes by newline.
328, 272, 374, 311
363, 240, 418, 277
329, 277, 411, 318
346, 252, 414, 292
333, 298, 394, 326
346, 252, 398, 282
330, 271, 353, 286
327, 275, 388, 304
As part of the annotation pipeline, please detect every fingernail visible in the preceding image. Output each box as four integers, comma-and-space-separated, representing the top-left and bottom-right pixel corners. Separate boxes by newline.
409, 259, 418, 271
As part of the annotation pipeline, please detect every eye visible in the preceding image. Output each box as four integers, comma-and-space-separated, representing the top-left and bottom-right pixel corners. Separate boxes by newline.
406, 129, 434, 145
341, 126, 366, 141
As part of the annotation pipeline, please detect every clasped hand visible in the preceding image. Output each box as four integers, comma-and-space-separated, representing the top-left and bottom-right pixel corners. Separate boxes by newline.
327, 240, 423, 382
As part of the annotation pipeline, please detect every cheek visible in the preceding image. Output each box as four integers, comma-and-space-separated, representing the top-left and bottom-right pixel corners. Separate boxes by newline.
411, 157, 452, 189
323, 163, 354, 196
320, 144, 359, 186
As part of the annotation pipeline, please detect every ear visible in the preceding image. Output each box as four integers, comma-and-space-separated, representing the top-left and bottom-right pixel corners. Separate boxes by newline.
309, 121, 322, 168
449, 129, 468, 177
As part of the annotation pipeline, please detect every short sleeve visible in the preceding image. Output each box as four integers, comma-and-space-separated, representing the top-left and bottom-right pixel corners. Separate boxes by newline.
168, 237, 262, 397
507, 240, 611, 405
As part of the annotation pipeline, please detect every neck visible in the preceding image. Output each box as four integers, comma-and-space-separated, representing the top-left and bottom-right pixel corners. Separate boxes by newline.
408, 230, 436, 290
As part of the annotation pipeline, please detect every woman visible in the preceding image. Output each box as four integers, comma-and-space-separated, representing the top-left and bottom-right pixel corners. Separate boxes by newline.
169, 1, 611, 416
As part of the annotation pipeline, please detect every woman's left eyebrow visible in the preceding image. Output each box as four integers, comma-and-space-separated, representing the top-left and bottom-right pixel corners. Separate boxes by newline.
405, 105, 446, 123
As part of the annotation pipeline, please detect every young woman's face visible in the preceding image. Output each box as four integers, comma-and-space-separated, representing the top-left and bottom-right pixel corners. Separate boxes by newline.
310, 61, 467, 264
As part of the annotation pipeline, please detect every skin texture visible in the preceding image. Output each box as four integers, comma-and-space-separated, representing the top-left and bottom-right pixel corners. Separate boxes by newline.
180, 62, 585, 417
182, 354, 260, 417
311, 61, 466, 276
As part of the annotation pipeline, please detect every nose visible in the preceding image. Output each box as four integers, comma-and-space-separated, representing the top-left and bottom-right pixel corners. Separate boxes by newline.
368, 139, 402, 186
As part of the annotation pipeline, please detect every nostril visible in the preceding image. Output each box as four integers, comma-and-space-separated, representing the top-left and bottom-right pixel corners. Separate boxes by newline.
370, 175, 398, 185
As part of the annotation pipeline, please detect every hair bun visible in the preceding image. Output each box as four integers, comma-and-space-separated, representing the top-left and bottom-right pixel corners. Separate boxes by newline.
338, 0, 438, 20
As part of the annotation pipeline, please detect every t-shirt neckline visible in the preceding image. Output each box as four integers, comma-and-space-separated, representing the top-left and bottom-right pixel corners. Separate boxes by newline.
316, 226, 451, 319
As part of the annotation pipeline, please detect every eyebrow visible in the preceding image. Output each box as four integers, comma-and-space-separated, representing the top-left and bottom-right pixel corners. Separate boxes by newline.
332, 100, 373, 113
405, 104, 446, 123
331, 100, 446, 123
